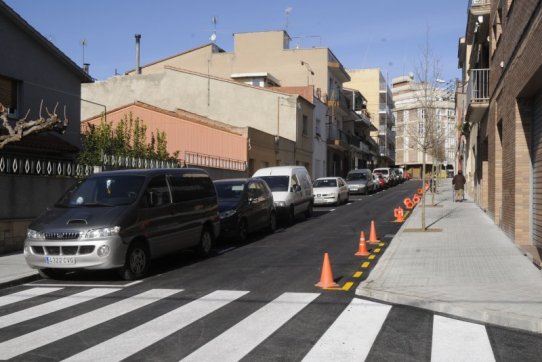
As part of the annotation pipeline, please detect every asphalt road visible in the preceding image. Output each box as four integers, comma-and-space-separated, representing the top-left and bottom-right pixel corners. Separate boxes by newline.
2, 180, 542, 361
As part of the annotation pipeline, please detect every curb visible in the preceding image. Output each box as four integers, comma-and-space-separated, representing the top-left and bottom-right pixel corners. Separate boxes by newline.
0, 273, 40, 289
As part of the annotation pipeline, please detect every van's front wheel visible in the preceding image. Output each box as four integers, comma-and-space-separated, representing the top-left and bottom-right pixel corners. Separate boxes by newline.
197, 228, 213, 257
118, 241, 149, 281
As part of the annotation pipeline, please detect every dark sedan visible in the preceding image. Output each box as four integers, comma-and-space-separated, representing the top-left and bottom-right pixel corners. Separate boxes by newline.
214, 178, 277, 242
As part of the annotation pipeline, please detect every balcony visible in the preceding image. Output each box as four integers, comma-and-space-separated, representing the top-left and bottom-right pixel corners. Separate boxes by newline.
327, 124, 349, 151
466, 68, 489, 124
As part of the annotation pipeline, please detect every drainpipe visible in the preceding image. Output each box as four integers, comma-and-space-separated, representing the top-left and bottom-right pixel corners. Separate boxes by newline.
135, 34, 141, 74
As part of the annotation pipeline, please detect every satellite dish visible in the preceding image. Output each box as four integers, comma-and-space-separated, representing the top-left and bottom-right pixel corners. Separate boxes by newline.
210, 33, 217, 42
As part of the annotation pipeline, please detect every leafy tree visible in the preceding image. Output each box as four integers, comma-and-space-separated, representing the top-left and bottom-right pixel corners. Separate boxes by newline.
78, 112, 179, 166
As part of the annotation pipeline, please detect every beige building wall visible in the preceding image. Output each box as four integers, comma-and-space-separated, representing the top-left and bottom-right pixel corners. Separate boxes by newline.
128, 31, 348, 103
82, 67, 312, 171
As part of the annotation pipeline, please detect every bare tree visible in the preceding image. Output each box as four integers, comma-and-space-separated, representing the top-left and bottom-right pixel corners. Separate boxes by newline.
407, 31, 451, 230
0, 101, 68, 149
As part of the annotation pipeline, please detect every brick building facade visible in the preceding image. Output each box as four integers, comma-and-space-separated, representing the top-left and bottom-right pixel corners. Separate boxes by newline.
460, 0, 542, 249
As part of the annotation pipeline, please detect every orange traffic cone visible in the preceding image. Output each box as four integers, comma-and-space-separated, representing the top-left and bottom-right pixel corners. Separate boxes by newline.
355, 231, 370, 256
368, 220, 380, 244
315, 253, 339, 288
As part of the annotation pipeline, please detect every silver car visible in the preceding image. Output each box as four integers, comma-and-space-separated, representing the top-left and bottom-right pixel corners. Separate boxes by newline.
345, 169, 375, 195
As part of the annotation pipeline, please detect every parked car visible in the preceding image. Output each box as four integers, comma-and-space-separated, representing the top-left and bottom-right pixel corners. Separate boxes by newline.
374, 172, 387, 189
252, 166, 313, 224
372, 173, 383, 191
373, 167, 392, 186
23, 168, 220, 280
213, 178, 276, 242
345, 169, 375, 195
313, 177, 349, 206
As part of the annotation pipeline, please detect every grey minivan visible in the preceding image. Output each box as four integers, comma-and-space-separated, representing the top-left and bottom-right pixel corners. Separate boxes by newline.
24, 168, 220, 280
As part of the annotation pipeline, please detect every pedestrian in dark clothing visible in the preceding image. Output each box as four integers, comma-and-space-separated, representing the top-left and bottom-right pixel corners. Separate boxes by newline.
452, 170, 466, 202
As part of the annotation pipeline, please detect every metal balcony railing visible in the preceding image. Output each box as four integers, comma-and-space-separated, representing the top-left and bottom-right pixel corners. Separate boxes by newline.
467, 69, 489, 104
469, 0, 490, 6
327, 124, 349, 144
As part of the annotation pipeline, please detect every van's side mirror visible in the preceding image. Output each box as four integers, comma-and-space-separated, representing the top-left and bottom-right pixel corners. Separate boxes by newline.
290, 184, 301, 192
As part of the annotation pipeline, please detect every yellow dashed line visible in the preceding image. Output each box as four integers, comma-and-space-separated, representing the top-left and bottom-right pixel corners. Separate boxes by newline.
368, 255, 376, 260
353, 271, 363, 278
361, 261, 370, 268
374, 248, 381, 253
342, 282, 354, 291
379, 242, 385, 247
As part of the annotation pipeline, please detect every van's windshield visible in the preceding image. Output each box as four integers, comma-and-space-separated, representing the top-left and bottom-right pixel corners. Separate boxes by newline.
55, 175, 146, 207
256, 176, 289, 192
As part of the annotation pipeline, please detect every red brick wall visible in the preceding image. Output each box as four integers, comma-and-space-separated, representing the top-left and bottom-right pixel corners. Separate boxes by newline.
488, 0, 542, 244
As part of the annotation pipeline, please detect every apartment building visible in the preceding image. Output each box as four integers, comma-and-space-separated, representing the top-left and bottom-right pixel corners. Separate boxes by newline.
345, 69, 396, 167
392, 74, 456, 179
127, 30, 374, 177
458, 0, 542, 251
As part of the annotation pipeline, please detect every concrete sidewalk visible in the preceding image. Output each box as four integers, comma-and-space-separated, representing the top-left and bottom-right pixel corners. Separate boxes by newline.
356, 179, 542, 334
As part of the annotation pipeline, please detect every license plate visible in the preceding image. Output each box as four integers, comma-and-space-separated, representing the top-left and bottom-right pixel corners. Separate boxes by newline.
45, 256, 76, 265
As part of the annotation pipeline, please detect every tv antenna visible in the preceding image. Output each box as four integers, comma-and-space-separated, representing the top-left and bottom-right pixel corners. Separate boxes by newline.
210, 16, 217, 43
80, 38, 87, 66
284, 7, 292, 30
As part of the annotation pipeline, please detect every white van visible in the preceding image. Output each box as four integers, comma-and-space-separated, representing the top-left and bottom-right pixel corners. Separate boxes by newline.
252, 166, 313, 224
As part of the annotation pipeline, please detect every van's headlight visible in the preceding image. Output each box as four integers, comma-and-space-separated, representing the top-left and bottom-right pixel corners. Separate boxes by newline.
27, 229, 45, 240
220, 209, 237, 219
82, 226, 121, 240
274, 201, 286, 207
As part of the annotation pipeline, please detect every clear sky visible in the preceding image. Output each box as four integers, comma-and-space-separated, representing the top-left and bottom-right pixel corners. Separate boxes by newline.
5, 0, 468, 83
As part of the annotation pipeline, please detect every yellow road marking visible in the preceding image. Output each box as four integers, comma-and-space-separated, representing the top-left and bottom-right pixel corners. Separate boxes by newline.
361, 261, 370, 268
374, 248, 381, 253
353, 271, 363, 278
342, 282, 354, 291
368, 255, 376, 260
379, 242, 385, 247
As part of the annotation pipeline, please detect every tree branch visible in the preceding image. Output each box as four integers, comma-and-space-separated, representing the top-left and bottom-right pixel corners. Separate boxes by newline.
0, 102, 69, 149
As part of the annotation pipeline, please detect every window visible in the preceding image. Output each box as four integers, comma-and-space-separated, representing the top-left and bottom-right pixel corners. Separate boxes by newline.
0, 75, 18, 116
146, 175, 170, 207
302, 115, 308, 136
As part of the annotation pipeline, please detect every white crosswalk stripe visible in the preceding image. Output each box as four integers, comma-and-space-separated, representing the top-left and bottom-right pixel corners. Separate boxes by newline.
432, 315, 495, 362
0, 288, 181, 359
302, 298, 391, 361
181, 292, 320, 362
0, 288, 120, 328
0, 287, 62, 308
0, 287, 508, 361
63, 290, 249, 362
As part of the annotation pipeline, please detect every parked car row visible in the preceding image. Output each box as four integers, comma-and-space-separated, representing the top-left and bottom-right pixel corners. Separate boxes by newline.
345, 167, 409, 195
23, 165, 314, 281
23, 164, 408, 281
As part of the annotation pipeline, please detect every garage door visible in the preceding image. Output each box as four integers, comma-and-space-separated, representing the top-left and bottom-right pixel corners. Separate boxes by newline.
533, 93, 542, 246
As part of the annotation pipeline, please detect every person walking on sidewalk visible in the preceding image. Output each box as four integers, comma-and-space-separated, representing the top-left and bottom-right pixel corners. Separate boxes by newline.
452, 170, 466, 202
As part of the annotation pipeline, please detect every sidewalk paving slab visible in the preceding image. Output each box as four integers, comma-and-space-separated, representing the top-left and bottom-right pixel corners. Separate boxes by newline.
356, 179, 542, 334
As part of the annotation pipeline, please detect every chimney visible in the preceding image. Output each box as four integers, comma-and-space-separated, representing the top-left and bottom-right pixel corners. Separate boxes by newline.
83, 63, 90, 74
135, 33, 141, 74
